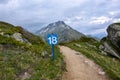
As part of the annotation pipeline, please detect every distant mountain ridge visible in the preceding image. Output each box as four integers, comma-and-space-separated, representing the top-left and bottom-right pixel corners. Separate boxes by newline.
36, 21, 85, 42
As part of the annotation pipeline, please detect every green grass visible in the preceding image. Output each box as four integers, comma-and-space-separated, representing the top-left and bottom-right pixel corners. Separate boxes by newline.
0, 21, 65, 80
64, 40, 120, 80
29, 47, 64, 80
0, 46, 64, 80
0, 35, 64, 80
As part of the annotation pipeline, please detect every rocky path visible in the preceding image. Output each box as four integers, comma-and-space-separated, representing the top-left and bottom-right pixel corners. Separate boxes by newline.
59, 46, 111, 80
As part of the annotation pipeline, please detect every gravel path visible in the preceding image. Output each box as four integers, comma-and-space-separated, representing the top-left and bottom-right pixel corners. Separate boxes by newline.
59, 46, 111, 80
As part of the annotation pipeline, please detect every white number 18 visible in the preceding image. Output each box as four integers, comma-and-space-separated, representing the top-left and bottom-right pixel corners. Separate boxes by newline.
48, 36, 58, 44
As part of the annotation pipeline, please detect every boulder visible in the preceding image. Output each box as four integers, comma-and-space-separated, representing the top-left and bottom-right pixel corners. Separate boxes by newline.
12, 33, 25, 42
107, 23, 120, 48
101, 23, 120, 59
74, 43, 81, 47
103, 42, 120, 58
41, 51, 49, 58
12, 32, 31, 45
99, 45, 107, 55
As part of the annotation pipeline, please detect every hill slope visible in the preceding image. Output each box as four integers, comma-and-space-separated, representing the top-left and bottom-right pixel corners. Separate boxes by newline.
0, 21, 64, 80
36, 21, 85, 42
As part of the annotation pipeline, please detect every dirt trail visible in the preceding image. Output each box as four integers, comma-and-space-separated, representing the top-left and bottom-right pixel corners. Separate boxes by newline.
59, 46, 111, 80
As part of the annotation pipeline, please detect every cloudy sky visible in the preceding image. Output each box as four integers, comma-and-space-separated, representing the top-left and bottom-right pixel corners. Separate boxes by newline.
0, 0, 120, 38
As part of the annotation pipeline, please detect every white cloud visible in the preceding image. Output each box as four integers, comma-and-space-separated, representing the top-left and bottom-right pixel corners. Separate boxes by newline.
109, 11, 120, 15
64, 15, 84, 25
50, 0, 88, 7
64, 18, 72, 24
89, 16, 112, 24
0, 0, 20, 10
75, 16, 83, 20
89, 28, 106, 35
89, 15, 120, 25
109, 12, 115, 15
112, 18, 120, 23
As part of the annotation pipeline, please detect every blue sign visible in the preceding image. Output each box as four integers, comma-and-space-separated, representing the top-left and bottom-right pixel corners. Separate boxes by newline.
47, 34, 58, 61
47, 34, 58, 45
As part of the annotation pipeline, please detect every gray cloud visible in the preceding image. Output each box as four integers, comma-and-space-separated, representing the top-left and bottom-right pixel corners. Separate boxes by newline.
0, 0, 120, 38
0, 0, 9, 4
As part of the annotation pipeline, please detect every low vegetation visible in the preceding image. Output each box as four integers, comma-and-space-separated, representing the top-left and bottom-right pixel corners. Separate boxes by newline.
0, 21, 65, 80
62, 37, 120, 80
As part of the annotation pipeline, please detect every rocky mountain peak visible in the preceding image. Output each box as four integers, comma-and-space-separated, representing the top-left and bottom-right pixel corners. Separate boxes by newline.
47, 21, 70, 29
55, 21, 65, 25
36, 21, 85, 42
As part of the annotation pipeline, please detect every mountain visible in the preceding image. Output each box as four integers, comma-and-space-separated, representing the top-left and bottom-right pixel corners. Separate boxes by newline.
36, 21, 85, 42
100, 23, 120, 59
0, 21, 64, 80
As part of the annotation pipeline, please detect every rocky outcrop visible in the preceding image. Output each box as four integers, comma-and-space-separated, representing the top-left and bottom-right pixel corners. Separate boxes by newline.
107, 23, 120, 48
101, 23, 120, 59
100, 42, 120, 58
12, 33, 25, 42
12, 32, 31, 45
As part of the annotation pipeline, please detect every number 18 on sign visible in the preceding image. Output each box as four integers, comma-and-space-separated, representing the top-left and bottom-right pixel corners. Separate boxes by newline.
47, 34, 58, 60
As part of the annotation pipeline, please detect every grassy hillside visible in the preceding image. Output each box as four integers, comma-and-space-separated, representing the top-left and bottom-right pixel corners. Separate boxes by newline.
0, 21, 65, 80
62, 37, 120, 80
